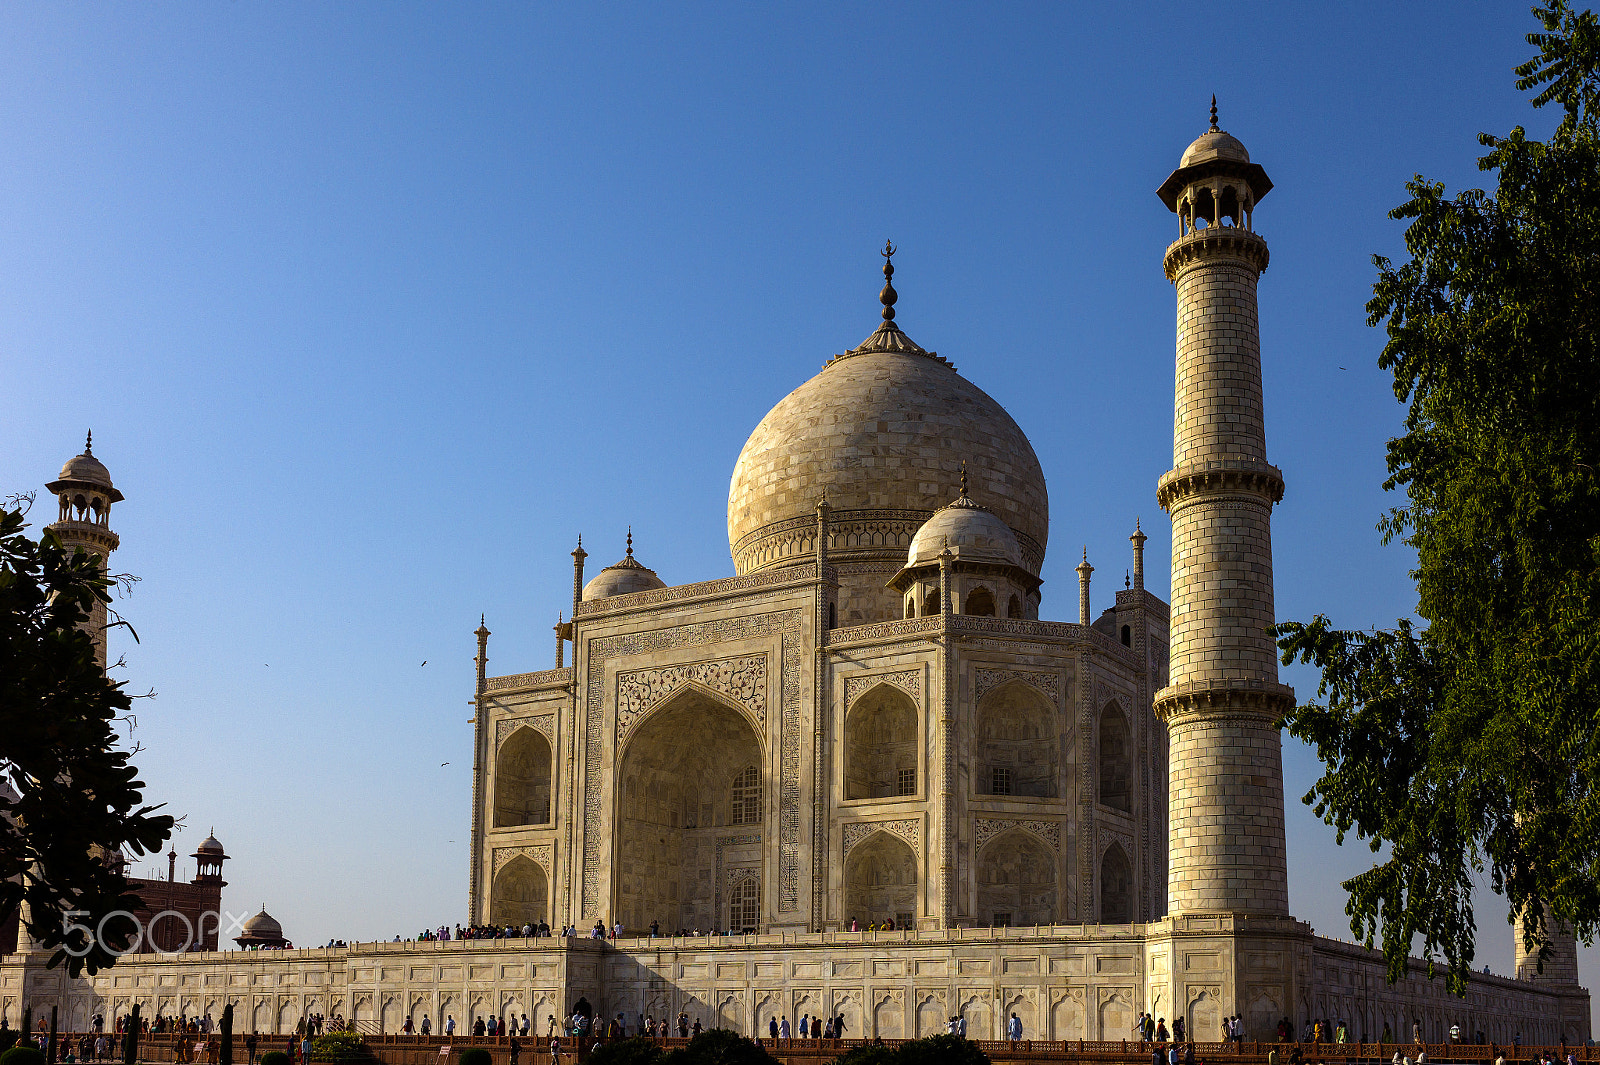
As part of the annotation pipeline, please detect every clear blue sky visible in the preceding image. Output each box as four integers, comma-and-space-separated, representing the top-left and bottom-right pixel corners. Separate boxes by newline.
3, 1, 1591, 1018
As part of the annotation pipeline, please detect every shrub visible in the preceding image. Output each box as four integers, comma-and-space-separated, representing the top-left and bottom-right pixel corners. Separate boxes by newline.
458, 1048, 493, 1065
0, 1046, 47, 1065
829, 1045, 899, 1065
587, 1039, 665, 1065
0, 1033, 18, 1054
662, 1029, 777, 1065
894, 1035, 989, 1065
260, 1050, 291, 1065
312, 1032, 365, 1062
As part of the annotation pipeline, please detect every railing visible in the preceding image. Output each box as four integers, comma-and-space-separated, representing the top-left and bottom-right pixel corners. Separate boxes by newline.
35, 1034, 1599, 1065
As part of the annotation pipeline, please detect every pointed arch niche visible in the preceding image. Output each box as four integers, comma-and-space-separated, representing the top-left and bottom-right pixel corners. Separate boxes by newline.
844, 684, 919, 800
842, 831, 918, 928
975, 680, 1057, 798
614, 686, 765, 932
494, 726, 553, 827
1097, 701, 1131, 812
976, 829, 1057, 925
1099, 841, 1133, 923
491, 856, 548, 926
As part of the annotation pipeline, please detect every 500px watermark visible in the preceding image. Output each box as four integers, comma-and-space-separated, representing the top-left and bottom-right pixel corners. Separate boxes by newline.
59, 909, 253, 957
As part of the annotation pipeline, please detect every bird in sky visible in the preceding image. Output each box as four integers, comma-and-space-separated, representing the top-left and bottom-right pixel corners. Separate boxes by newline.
421, 661, 427, 667
441, 762, 449, 767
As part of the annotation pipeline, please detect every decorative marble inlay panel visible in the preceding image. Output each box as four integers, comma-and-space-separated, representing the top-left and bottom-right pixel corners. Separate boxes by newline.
842, 819, 921, 857
973, 668, 1060, 706
973, 817, 1062, 854
584, 611, 803, 919
843, 669, 921, 710
1096, 679, 1134, 718
495, 714, 555, 748
778, 630, 802, 909
491, 844, 553, 878
824, 617, 943, 645
485, 668, 571, 693
616, 655, 768, 744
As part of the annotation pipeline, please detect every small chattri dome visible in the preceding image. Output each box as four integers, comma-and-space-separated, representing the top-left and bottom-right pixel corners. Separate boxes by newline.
241, 910, 281, 937
196, 833, 225, 855
57, 431, 116, 490
906, 486, 1024, 569
1180, 129, 1249, 168
581, 530, 667, 601
59, 451, 112, 486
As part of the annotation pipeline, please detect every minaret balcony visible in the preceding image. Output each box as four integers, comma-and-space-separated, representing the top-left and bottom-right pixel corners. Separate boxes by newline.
1163, 225, 1269, 280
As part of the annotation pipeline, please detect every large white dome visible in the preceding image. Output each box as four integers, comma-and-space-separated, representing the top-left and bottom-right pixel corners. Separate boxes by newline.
727, 320, 1048, 577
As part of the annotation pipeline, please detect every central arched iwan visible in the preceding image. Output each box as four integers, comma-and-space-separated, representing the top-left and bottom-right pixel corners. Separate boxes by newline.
614, 687, 764, 932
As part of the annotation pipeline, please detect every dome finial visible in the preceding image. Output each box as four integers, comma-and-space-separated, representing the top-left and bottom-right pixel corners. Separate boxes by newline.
959, 461, 968, 499
85, 429, 93, 454
879, 240, 898, 322
626, 526, 633, 558
1209, 94, 1219, 133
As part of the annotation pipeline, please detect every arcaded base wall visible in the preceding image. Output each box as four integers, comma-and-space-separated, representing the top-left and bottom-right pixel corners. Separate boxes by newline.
0, 926, 1586, 1046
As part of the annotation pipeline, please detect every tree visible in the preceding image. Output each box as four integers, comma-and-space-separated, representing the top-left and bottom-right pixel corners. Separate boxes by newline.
1277, 0, 1600, 993
0, 502, 173, 975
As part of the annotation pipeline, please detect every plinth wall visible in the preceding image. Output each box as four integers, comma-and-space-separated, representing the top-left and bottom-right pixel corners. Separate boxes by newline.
1, 926, 1586, 1046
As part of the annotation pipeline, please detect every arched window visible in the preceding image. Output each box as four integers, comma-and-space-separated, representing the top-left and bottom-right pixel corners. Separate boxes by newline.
963, 587, 995, 617
1006, 595, 1021, 619
844, 684, 918, 800
730, 766, 761, 824
924, 588, 940, 616
1100, 843, 1133, 923
828, 602, 836, 629
729, 876, 759, 932
843, 833, 917, 927
1120, 625, 1131, 647
490, 856, 548, 927
904, 596, 916, 620
975, 680, 1057, 798
1098, 703, 1131, 812
977, 830, 1057, 925
495, 728, 554, 827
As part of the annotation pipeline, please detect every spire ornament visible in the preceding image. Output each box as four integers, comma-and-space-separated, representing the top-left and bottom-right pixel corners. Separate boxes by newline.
85, 429, 93, 455
1209, 94, 1219, 132
880, 239, 898, 322
626, 526, 634, 558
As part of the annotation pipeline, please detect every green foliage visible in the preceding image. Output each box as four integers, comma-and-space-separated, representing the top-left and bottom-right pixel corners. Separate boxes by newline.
0, 502, 173, 976
458, 1049, 492, 1065
0, 1047, 46, 1065
260, 1052, 290, 1065
828, 1044, 901, 1065
661, 1029, 777, 1065
311, 1031, 364, 1061
890, 1036, 989, 1065
1277, 0, 1600, 993
587, 1039, 666, 1065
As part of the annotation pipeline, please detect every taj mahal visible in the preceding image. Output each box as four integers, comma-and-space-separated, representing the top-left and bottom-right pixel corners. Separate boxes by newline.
2, 111, 1591, 1047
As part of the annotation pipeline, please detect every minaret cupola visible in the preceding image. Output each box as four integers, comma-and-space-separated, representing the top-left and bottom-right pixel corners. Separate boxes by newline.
1158, 96, 1273, 237
45, 431, 125, 670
